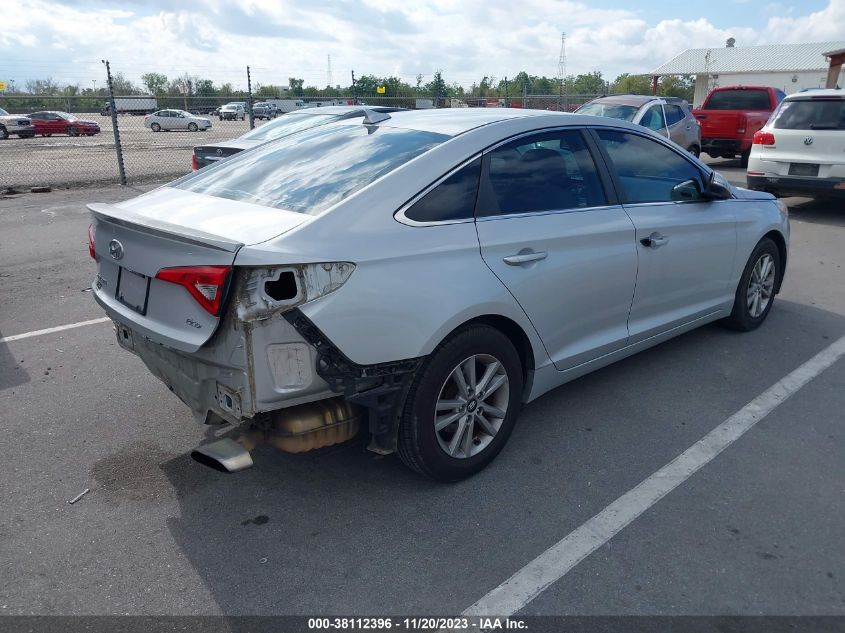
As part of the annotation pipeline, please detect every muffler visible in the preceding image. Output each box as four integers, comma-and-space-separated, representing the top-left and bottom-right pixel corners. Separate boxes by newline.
192, 398, 362, 472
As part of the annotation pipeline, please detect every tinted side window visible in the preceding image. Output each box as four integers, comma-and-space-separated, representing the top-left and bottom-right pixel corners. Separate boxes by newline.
596, 130, 703, 203
480, 130, 606, 217
641, 106, 666, 130
705, 89, 771, 110
665, 105, 685, 126
405, 158, 481, 223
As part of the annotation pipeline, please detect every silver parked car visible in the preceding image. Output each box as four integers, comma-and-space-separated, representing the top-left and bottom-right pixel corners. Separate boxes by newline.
144, 109, 212, 132
576, 95, 702, 156
88, 109, 788, 481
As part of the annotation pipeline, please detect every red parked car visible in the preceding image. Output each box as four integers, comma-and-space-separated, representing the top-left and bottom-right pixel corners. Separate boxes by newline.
692, 86, 785, 166
27, 111, 101, 137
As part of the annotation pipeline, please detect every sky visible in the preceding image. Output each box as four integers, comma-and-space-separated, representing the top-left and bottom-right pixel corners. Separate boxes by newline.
1, 0, 843, 91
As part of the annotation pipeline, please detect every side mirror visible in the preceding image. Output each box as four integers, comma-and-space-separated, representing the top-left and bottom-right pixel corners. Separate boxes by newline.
704, 171, 733, 200
671, 179, 702, 202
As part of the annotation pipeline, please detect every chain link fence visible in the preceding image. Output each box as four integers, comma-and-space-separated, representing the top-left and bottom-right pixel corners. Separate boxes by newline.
1, 65, 602, 190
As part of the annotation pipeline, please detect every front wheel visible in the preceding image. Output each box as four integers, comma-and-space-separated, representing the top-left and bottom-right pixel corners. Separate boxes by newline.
722, 238, 781, 331
188, 122, 198, 132
397, 325, 523, 481
67, 126, 78, 137
0, 126, 8, 140
687, 145, 701, 158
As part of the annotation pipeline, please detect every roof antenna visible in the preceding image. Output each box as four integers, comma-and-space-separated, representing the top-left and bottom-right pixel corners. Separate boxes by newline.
361, 108, 391, 124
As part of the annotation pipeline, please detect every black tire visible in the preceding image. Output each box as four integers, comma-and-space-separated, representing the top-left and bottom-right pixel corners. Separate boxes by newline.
188, 122, 198, 132
68, 126, 78, 137
687, 145, 701, 158
151, 123, 161, 132
0, 126, 8, 140
740, 148, 751, 167
397, 325, 523, 481
722, 237, 781, 331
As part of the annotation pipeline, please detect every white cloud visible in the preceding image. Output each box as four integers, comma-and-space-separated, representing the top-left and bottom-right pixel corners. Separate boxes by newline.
1, 0, 843, 89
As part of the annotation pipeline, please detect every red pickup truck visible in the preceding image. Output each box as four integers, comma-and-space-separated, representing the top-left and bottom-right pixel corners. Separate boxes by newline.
693, 86, 786, 166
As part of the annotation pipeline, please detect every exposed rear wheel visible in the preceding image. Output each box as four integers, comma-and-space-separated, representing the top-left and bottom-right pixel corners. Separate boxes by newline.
722, 237, 780, 331
397, 325, 523, 481
68, 126, 78, 137
151, 123, 161, 132
0, 126, 8, 140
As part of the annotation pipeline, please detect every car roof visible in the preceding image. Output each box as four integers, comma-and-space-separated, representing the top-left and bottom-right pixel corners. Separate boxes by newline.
784, 88, 844, 100
368, 107, 560, 136
587, 95, 658, 107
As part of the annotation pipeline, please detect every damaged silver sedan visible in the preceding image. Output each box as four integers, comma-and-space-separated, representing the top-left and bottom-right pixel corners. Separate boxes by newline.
89, 108, 789, 481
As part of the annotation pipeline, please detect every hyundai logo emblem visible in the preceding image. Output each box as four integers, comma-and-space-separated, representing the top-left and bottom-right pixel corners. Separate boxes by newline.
108, 239, 124, 260
804, 137, 814, 146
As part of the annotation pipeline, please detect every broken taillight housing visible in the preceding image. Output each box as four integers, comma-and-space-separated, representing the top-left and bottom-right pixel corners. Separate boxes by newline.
88, 223, 96, 259
155, 265, 232, 315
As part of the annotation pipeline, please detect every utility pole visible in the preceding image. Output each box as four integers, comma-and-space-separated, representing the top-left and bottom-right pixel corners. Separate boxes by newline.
503, 76, 509, 107
351, 70, 357, 104
558, 32, 566, 110
184, 79, 192, 112
101, 59, 126, 185
246, 65, 254, 129
327, 54, 333, 89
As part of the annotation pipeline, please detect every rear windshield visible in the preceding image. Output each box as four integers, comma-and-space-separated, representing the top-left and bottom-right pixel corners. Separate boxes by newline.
173, 124, 448, 214
771, 99, 845, 130
576, 103, 638, 121
705, 89, 771, 110
239, 112, 342, 142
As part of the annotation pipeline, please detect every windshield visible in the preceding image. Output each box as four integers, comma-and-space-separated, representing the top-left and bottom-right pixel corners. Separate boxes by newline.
173, 123, 448, 215
0, 107, 8, 116
240, 112, 343, 142
771, 99, 845, 130
576, 102, 638, 122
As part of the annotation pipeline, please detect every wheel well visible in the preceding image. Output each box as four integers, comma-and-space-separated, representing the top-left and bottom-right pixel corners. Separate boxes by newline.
456, 314, 536, 375
763, 230, 787, 292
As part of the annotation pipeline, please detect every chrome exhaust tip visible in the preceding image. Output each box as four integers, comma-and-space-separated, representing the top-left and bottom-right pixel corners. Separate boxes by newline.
191, 438, 254, 473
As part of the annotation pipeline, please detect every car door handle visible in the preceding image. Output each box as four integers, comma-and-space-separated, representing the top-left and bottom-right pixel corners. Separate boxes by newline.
640, 232, 669, 248
503, 251, 548, 265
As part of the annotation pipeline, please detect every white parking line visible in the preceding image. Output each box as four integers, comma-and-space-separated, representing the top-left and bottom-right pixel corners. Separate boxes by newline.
0, 317, 111, 344
464, 333, 845, 617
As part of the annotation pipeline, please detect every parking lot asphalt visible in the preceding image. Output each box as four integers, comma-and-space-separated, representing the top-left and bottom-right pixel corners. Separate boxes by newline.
1, 113, 266, 189
1, 163, 843, 618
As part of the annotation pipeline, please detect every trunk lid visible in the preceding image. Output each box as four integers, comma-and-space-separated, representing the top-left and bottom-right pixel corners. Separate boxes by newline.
695, 110, 743, 138
193, 139, 259, 168
89, 188, 308, 352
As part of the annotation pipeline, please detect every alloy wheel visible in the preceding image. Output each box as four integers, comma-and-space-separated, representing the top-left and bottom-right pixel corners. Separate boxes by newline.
747, 253, 775, 318
434, 354, 509, 459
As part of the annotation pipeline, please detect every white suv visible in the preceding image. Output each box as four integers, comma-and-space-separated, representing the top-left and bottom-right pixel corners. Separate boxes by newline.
747, 89, 845, 199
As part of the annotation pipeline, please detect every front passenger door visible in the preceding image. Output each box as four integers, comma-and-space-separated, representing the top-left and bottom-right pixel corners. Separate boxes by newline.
475, 128, 638, 371
593, 129, 737, 343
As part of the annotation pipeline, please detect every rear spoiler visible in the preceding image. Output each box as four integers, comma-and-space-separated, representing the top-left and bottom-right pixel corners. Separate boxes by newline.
87, 202, 244, 253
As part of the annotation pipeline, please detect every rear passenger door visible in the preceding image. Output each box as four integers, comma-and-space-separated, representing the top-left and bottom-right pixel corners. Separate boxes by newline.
591, 128, 737, 343
475, 128, 638, 371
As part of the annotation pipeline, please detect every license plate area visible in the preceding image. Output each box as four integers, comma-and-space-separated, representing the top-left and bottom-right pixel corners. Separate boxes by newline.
788, 163, 819, 177
116, 267, 150, 315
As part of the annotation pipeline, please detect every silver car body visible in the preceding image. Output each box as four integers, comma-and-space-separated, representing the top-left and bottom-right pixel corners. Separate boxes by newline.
145, 109, 212, 131
90, 109, 788, 452
577, 95, 702, 153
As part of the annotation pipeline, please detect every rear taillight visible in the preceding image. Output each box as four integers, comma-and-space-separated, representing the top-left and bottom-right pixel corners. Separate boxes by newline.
155, 266, 231, 315
87, 223, 96, 259
191, 154, 199, 170
752, 131, 776, 146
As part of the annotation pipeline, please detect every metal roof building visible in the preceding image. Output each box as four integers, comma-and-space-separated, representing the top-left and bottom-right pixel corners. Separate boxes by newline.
650, 41, 845, 106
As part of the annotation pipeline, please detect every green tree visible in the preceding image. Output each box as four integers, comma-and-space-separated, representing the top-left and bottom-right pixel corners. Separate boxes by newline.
610, 73, 652, 95
194, 79, 216, 97
141, 72, 169, 96
658, 75, 694, 102
25, 78, 60, 94
425, 71, 447, 101
288, 77, 304, 96
569, 71, 606, 95
110, 72, 137, 95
